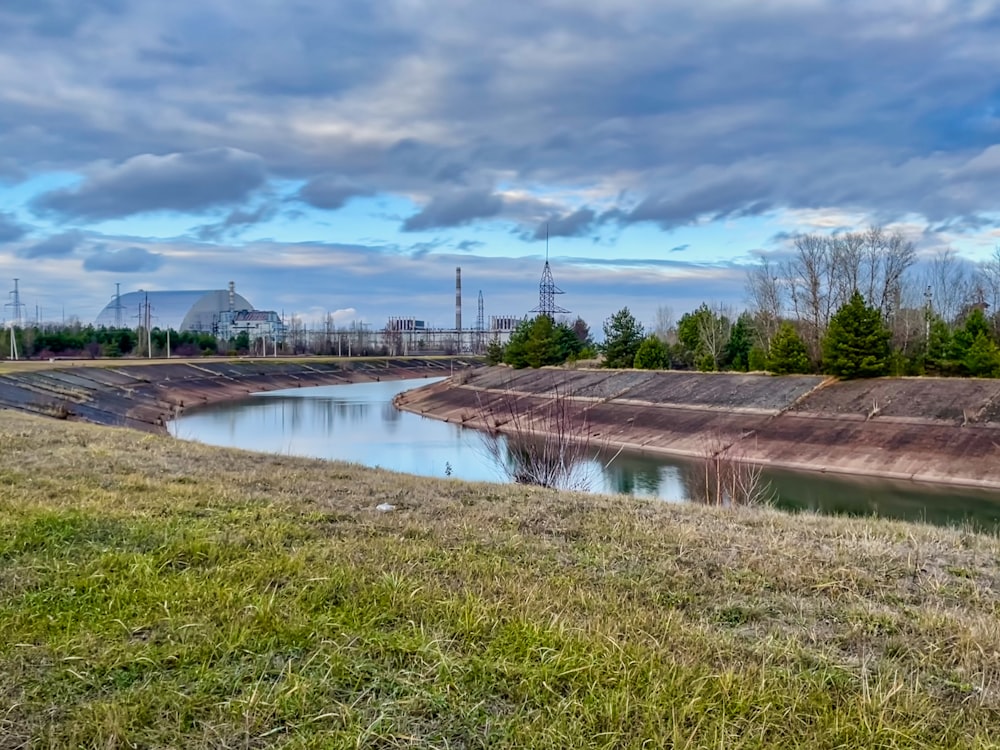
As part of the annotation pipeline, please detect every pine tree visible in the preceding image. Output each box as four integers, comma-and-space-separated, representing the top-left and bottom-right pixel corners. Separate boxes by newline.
963, 332, 1000, 377
823, 291, 891, 378
723, 313, 754, 371
767, 322, 811, 374
601, 307, 644, 368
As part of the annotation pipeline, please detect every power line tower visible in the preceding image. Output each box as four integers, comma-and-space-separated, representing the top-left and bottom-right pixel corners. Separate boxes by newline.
474, 290, 485, 354
529, 227, 568, 318
5, 279, 25, 360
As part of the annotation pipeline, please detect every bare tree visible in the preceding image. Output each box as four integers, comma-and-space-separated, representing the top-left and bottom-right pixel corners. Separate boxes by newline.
754, 226, 916, 365
925, 248, 975, 324
697, 303, 733, 370
475, 379, 606, 491
653, 305, 676, 345
680, 432, 774, 506
746, 256, 783, 352
784, 233, 834, 366
978, 246, 1000, 335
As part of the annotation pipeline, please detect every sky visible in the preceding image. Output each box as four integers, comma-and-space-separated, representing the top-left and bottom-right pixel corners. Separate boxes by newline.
2, 0, 1000, 333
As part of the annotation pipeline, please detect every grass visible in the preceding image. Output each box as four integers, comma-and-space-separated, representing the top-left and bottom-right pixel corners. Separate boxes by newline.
2, 410, 1000, 747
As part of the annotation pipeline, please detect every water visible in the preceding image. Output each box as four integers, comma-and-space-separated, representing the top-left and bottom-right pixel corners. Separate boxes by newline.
168, 377, 1000, 529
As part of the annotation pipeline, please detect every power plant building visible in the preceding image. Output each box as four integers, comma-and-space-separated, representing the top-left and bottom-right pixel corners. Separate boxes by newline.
95, 283, 285, 345
95, 289, 253, 333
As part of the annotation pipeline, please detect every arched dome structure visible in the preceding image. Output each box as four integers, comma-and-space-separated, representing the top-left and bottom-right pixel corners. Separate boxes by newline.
95, 289, 253, 332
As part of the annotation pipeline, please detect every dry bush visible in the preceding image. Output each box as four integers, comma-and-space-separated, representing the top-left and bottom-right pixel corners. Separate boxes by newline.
475, 378, 607, 490
686, 431, 775, 506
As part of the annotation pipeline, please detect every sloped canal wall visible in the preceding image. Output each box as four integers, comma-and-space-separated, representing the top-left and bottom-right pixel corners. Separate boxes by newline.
395, 367, 1000, 489
0, 358, 472, 433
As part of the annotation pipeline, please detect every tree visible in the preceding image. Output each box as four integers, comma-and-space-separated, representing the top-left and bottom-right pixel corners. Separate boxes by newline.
963, 333, 1000, 377
767, 323, 811, 374
633, 335, 670, 370
570, 317, 592, 346
723, 313, 754, 371
652, 305, 675, 344
823, 291, 891, 378
949, 308, 998, 376
601, 307, 644, 368
503, 316, 582, 369
485, 336, 505, 365
676, 303, 732, 371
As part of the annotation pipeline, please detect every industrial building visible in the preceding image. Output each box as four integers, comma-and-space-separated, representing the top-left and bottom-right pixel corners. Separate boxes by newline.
382, 268, 522, 354
95, 282, 286, 347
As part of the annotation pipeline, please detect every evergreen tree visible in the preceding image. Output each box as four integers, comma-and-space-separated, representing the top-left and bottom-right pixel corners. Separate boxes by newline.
925, 316, 953, 375
767, 322, 811, 374
485, 337, 505, 365
503, 316, 581, 368
633, 335, 670, 370
949, 308, 996, 376
748, 346, 768, 372
962, 332, 1000, 377
601, 307, 644, 368
823, 291, 891, 378
723, 313, 754, 371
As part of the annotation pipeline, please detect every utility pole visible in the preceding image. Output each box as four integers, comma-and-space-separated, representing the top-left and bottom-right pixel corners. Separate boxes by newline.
924, 285, 933, 344
145, 294, 152, 359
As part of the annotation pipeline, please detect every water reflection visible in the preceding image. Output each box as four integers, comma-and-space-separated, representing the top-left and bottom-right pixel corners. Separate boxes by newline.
168, 378, 1000, 530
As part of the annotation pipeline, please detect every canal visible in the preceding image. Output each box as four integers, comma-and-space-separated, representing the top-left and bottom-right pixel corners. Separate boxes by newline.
168, 377, 1000, 529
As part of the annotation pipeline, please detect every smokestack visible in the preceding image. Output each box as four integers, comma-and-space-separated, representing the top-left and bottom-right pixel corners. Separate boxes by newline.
228, 281, 235, 312
455, 267, 462, 333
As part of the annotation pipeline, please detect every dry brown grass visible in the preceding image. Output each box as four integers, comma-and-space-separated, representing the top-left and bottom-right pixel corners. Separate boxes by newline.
2, 408, 1000, 747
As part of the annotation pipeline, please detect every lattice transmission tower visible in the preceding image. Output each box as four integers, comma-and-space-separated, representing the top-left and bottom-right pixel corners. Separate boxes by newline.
5, 279, 25, 360
529, 227, 568, 317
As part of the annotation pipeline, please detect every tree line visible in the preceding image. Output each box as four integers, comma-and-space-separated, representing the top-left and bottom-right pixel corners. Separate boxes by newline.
0, 325, 224, 359
492, 226, 1000, 378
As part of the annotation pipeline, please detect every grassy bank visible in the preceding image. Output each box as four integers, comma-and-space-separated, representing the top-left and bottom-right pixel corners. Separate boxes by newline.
2, 410, 999, 748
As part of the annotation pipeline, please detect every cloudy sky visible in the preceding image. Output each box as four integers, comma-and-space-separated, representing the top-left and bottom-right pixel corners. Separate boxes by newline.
2, 0, 1000, 332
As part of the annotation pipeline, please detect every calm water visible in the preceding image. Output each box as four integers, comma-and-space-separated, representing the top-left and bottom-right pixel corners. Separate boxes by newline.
168, 378, 1000, 529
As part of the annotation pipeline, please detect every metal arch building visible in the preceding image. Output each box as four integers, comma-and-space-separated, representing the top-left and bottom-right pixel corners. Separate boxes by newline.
94, 289, 253, 332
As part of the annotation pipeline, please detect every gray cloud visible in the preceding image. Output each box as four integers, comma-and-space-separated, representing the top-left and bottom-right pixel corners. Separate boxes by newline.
83, 245, 163, 272
0, 2, 997, 232
194, 203, 278, 241
533, 208, 598, 240
31, 148, 267, 220
3, 0, 1000, 315
403, 189, 504, 232
17, 230, 85, 259
0, 212, 28, 243
0, 0, 124, 38
297, 177, 371, 211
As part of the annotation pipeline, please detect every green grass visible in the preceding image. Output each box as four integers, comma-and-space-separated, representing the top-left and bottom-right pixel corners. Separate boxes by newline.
2, 410, 1000, 747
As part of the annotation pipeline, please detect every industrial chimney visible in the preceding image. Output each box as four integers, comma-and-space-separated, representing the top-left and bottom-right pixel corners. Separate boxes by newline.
228, 281, 235, 313
455, 267, 462, 334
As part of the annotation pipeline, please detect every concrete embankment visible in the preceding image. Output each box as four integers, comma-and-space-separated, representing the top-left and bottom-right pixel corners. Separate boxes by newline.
395, 367, 1000, 488
0, 358, 474, 433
